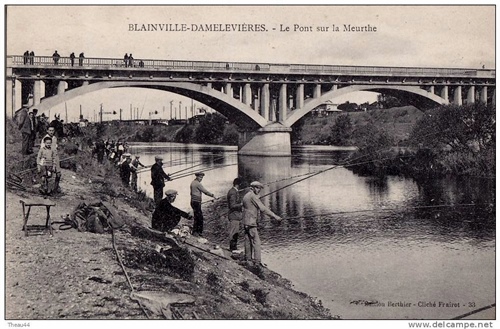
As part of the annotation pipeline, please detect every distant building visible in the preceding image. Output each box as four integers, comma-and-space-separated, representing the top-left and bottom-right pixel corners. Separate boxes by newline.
312, 100, 342, 116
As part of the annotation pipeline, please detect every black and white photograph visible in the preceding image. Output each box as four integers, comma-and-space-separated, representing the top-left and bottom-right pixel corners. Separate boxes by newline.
4, 4, 496, 327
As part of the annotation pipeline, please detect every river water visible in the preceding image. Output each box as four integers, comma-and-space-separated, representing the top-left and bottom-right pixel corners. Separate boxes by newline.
132, 142, 495, 320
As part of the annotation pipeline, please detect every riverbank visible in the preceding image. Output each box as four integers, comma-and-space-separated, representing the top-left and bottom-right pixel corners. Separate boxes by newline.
5, 142, 334, 320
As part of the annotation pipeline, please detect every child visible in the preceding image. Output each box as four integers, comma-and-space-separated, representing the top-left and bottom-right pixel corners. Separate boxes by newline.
37, 136, 61, 195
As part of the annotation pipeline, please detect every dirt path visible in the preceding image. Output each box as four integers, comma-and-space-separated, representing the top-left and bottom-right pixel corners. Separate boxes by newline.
5, 173, 146, 319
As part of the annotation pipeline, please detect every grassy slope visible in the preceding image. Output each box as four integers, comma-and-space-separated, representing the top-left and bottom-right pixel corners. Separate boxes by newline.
297, 106, 425, 145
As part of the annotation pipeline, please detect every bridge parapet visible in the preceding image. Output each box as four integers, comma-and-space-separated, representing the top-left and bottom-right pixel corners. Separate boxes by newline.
8, 55, 495, 79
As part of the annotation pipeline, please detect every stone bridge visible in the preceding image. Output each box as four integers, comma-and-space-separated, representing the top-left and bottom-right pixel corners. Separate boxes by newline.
6, 55, 496, 155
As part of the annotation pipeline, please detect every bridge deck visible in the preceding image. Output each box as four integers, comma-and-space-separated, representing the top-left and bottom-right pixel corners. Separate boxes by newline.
7, 55, 495, 79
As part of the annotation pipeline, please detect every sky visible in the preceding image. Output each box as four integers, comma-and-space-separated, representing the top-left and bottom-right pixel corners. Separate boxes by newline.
5, 5, 496, 122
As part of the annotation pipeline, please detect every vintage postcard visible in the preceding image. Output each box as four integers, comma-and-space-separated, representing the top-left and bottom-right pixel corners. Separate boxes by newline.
4, 5, 496, 328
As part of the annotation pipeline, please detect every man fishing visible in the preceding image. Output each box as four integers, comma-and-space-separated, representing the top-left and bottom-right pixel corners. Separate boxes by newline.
242, 181, 282, 267
130, 155, 145, 191
190, 172, 215, 237
227, 178, 243, 253
151, 155, 172, 206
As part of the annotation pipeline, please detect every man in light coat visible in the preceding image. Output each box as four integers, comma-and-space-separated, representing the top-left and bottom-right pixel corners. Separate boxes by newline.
242, 181, 282, 267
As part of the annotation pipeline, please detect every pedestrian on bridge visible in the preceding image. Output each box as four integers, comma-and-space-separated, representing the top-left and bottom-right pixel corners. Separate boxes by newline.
78, 52, 85, 66
190, 172, 215, 237
52, 50, 60, 65
128, 54, 134, 68
242, 181, 282, 267
123, 53, 129, 67
23, 50, 29, 64
69, 52, 75, 66
29, 51, 35, 64
151, 155, 172, 206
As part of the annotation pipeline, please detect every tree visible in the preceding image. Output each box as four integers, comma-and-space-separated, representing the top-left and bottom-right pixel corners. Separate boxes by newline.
329, 114, 353, 145
194, 113, 227, 144
222, 124, 239, 145
337, 101, 358, 112
377, 94, 406, 108
409, 104, 495, 153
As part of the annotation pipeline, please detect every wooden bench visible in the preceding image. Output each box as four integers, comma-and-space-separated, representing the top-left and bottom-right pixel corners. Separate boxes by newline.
20, 198, 56, 237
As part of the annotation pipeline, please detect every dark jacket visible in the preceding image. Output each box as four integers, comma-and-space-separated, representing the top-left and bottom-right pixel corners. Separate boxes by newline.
120, 161, 132, 185
227, 187, 242, 221
152, 198, 190, 232
16, 108, 32, 135
150, 163, 170, 188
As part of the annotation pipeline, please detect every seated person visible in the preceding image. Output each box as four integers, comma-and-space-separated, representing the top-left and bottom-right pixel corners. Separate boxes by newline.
152, 189, 193, 233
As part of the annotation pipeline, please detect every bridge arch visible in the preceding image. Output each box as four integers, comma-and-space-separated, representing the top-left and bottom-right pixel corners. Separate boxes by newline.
34, 81, 268, 129
285, 84, 448, 127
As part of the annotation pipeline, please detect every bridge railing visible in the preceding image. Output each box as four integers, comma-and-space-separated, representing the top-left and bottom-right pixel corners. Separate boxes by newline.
288, 63, 494, 78
8, 55, 494, 78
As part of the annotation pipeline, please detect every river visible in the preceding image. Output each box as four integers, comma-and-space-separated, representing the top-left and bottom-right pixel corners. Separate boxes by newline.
131, 142, 495, 320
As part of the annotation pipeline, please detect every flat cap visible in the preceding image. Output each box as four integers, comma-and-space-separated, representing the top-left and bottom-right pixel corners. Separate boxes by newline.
155, 155, 163, 160
250, 181, 264, 188
195, 172, 205, 177
165, 189, 178, 196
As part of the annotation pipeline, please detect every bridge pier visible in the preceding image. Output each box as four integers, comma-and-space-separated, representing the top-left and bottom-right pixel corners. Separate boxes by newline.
441, 86, 449, 103
467, 86, 475, 104
480, 86, 488, 104
278, 83, 287, 121
260, 84, 270, 120
57, 80, 67, 95
224, 82, 232, 96
238, 123, 292, 156
6, 78, 13, 117
313, 84, 321, 98
296, 84, 304, 109
33, 80, 45, 106
242, 83, 252, 105
453, 86, 462, 105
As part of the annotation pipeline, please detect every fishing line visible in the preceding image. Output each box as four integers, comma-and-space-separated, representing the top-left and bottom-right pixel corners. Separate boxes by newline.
136, 154, 228, 174
451, 303, 496, 320
170, 163, 238, 181
165, 154, 227, 176
202, 155, 403, 224
276, 203, 480, 222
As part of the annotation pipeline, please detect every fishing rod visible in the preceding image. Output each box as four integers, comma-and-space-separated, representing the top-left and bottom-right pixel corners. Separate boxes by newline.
170, 163, 238, 181
135, 157, 193, 174
136, 153, 229, 174
259, 155, 383, 199
202, 155, 403, 224
12, 155, 79, 176
167, 154, 227, 177
198, 153, 372, 207
256, 153, 370, 188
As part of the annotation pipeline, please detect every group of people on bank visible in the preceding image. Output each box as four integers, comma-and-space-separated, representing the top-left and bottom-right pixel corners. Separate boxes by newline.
16, 108, 63, 194
150, 158, 282, 267
14, 101, 282, 266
